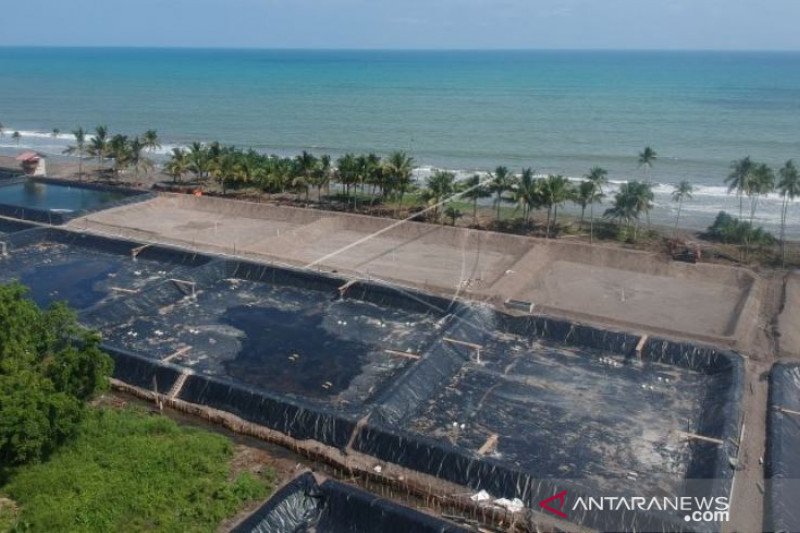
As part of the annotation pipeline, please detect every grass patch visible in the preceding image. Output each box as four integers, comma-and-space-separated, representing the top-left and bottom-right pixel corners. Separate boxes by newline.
0, 406, 274, 532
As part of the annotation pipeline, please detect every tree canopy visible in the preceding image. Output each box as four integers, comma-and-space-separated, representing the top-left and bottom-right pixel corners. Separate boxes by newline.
0, 283, 112, 466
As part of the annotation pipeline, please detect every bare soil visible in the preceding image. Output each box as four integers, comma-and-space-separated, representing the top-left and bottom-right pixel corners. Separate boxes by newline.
72, 193, 765, 351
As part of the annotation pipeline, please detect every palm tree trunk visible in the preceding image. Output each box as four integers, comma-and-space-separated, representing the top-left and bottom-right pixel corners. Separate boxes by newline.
473, 199, 478, 224
780, 195, 788, 266
546, 206, 552, 238
397, 191, 404, 218
674, 199, 683, 236
580, 206, 586, 229
738, 192, 743, 219
495, 193, 501, 221
553, 205, 559, 233
589, 203, 595, 244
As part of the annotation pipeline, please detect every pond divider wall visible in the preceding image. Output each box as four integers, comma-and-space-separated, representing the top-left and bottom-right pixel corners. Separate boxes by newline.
2, 225, 214, 268
9, 228, 742, 533
232, 472, 469, 533
0, 177, 153, 224
0, 217, 36, 234
766, 363, 800, 533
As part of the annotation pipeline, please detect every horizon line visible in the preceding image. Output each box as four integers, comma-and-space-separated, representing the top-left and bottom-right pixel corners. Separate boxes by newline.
1, 45, 799, 53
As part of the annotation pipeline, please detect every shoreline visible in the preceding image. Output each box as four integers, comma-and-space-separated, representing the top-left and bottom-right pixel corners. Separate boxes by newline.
2, 138, 798, 239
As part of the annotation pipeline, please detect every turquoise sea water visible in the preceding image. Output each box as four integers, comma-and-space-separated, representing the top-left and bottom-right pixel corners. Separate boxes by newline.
1, 48, 799, 234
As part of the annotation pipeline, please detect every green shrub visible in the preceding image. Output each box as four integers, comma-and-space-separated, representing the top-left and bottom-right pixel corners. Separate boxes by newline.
706, 211, 775, 245
0, 283, 112, 466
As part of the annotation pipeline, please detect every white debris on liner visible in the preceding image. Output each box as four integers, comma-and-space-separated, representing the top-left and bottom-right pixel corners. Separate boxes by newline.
493, 498, 525, 513
373, 465, 382, 473
470, 490, 491, 502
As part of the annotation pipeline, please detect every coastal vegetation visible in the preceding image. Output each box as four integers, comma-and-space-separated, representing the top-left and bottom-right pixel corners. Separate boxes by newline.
0, 283, 275, 531
47, 127, 800, 264
0, 283, 111, 466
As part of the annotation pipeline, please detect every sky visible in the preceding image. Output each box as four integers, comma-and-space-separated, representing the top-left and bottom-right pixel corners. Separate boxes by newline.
1, 0, 799, 50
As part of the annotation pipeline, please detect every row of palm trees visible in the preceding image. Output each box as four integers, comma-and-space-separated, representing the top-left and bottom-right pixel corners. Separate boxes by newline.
55, 128, 800, 256
420, 165, 668, 241
162, 142, 417, 210
63, 126, 161, 180
725, 156, 799, 262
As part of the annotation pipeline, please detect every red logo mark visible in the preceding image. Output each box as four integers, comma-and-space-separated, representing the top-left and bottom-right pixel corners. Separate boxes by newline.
539, 490, 568, 518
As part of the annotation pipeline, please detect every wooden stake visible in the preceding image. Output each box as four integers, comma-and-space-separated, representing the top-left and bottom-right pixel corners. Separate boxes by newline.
777, 406, 800, 417
635, 335, 648, 357
163, 345, 191, 363
384, 349, 421, 360
477, 433, 499, 456
443, 337, 483, 350
676, 430, 724, 445
110, 286, 139, 294
338, 279, 357, 295
130, 244, 151, 258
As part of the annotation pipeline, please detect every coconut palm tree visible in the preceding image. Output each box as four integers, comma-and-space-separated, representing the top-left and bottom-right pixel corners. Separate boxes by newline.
638, 146, 657, 183
726, 156, 754, 219
336, 153, 359, 209
128, 136, 153, 179
421, 170, 457, 222
489, 166, 513, 222
52, 128, 60, 138
63, 127, 88, 181
671, 180, 693, 235
188, 142, 210, 182
605, 185, 639, 236
746, 163, 775, 228
142, 130, 160, 153
210, 152, 237, 195
90, 125, 109, 169
585, 166, 608, 243
540, 174, 574, 238
11, 131, 21, 145
778, 160, 800, 266
605, 181, 653, 241
312, 154, 332, 202
461, 174, 492, 224
108, 134, 131, 176
513, 168, 542, 227
293, 150, 318, 204
574, 180, 601, 230
384, 151, 415, 214
165, 147, 189, 184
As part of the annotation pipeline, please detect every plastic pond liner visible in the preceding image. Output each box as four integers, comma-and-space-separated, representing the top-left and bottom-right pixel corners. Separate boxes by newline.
232, 472, 468, 533
0, 217, 36, 235
0, 227, 211, 311
0, 177, 153, 224
11, 228, 743, 532
766, 363, 800, 533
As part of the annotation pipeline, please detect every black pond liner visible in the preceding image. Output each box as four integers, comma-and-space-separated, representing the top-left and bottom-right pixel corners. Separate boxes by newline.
0, 217, 36, 234
24, 229, 742, 533
0, 177, 153, 224
353, 318, 743, 533
765, 363, 800, 533
0, 226, 213, 311
232, 472, 468, 533
99, 259, 455, 449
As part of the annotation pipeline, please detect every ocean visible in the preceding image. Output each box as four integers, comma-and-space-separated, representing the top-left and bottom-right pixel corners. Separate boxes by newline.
1, 47, 799, 235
